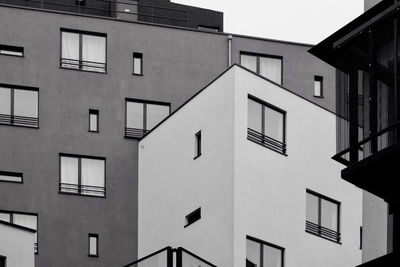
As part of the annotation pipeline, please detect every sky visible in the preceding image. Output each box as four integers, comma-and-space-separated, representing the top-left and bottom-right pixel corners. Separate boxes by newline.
173, 0, 364, 44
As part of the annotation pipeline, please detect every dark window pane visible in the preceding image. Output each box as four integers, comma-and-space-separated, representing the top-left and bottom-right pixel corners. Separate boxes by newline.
264, 106, 284, 142
321, 199, 338, 231
306, 193, 319, 224
263, 244, 282, 267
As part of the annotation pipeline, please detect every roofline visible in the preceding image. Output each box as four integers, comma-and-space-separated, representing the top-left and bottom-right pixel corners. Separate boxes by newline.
140, 64, 336, 142
0, 220, 37, 233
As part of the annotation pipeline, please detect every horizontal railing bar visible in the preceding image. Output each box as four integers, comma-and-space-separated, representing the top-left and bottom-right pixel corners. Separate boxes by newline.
248, 128, 285, 145
60, 58, 107, 65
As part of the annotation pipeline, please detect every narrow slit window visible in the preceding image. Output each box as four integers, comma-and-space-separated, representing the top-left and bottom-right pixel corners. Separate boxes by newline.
194, 131, 202, 159
0, 256, 6, 267
314, 76, 323, 97
0, 171, 23, 183
133, 53, 143, 75
89, 109, 99, 132
88, 234, 99, 257
0, 44, 24, 57
185, 208, 201, 227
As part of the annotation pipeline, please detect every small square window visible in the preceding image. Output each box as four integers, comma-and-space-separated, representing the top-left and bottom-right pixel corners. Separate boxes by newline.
133, 53, 143, 75
185, 208, 201, 227
0, 44, 24, 57
194, 131, 202, 159
88, 234, 99, 257
0, 171, 23, 183
314, 76, 323, 97
89, 109, 99, 132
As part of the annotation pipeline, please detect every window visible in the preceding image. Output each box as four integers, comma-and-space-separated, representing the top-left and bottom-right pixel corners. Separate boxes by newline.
240, 52, 283, 84
133, 53, 143, 75
0, 256, 5, 267
0, 44, 24, 57
0, 171, 23, 183
306, 190, 341, 243
247, 96, 286, 154
185, 208, 201, 227
89, 109, 99, 132
125, 99, 170, 139
0, 84, 39, 128
314, 76, 323, 97
88, 234, 99, 257
59, 154, 106, 197
60, 29, 106, 73
194, 131, 202, 159
246, 236, 284, 267
0, 210, 38, 253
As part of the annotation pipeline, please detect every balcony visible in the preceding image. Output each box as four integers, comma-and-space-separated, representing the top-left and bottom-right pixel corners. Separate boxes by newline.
59, 183, 106, 197
305, 221, 341, 243
0, 114, 39, 128
247, 128, 286, 155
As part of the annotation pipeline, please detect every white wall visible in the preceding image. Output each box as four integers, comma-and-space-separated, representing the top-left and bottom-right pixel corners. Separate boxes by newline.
232, 67, 362, 267
0, 223, 35, 267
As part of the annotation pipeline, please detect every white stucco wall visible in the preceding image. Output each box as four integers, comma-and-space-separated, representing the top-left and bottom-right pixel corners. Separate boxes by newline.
232, 67, 362, 267
0, 223, 35, 267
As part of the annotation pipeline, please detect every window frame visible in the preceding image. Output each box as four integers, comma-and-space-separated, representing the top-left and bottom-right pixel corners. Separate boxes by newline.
0, 44, 24, 57
184, 207, 201, 228
124, 98, 171, 139
314, 75, 324, 98
59, 28, 107, 74
0, 83, 39, 129
246, 235, 285, 267
247, 95, 287, 155
0, 171, 23, 184
132, 52, 143, 76
240, 51, 283, 85
194, 130, 202, 159
305, 189, 341, 244
88, 233, 99, 257
88, 109, 99, 133
59, 153, 106, 198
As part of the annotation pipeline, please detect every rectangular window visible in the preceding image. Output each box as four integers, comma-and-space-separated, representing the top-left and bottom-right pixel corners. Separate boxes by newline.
133, 53, 143, 75
240, 52, 283, 85
185, 208, 201, 227
0, 171, 23, 183
247, 96, 286, 154
0, 44, 24, 57
0, 84, 39, 128
89, 109, 99, 132
0, 211, 38, 254
0, 256, 5, 267
246, 236, 284, 267
88, 234, 99, 257
59, 154, 105, 197
125, 99, 170, 139
314, 76, 323, 97
194, 131, 202, 159
60, 29, 107, 73
306, 190, 341, 243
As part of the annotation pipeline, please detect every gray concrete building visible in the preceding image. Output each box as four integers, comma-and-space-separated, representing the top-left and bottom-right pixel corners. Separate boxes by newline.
0, 1, 335, 266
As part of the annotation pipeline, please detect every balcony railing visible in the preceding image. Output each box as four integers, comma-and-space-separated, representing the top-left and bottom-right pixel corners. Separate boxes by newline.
247, 128, 286, 154
306, 220, 341, 243
0, 114, 39, 128
125, 127, 149, 139
1, 0, 189, 28
60, 58, 107, 73
59, 183, 105, 197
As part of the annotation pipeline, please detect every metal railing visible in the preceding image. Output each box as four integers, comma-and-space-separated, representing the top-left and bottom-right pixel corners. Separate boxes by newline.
125, 127, 149, 139
60, 58, 107, 73
0, 114, 39, 128
1, 0, 189, 27
247, 128, 286, 154
332, 122, 400, 166
59, 183, 105, 197
306, 220, 341, 243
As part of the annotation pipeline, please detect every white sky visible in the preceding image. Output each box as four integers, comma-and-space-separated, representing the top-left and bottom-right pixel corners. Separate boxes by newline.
173, 0, 364, 44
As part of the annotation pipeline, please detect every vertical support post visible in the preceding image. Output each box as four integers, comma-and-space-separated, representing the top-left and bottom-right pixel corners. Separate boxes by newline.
175, 248, 182, 267
396, 14, 400, 142
349, 69, 359, 163
167, 247, 174, 267
228, 35, 233, 67
369, 29, 378, 154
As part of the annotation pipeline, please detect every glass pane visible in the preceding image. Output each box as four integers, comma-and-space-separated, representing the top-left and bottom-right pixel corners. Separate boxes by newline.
13, 214, 37, 244
241, 54, 257, 73
146, 104, 169, 130
89, 113, 98, 131
13, 89, 38, 118
89, 236, 97, 255
133, 57, 142, 75
259, 57, 282, 84
264, 106, 284, 142
246, 239, 260, 267
314, 80, 322, 96
60, 156, 79, 193
81, 158, 105, 196
248, 98, 262, 133
61, 32, 79, 69
82, 34, 106, 72
0, 87, 11, 115
0, 212, 11, 222
263, 244, 282, 267
306, 193, 319, 224
321, 199, 338, 231
126, 102, 144, 129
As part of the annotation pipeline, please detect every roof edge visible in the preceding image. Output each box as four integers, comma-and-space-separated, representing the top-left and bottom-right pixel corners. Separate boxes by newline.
0, 220, 37, 233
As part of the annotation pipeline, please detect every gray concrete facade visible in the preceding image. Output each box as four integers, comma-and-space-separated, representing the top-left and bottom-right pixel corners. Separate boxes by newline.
0, 3, 335, 267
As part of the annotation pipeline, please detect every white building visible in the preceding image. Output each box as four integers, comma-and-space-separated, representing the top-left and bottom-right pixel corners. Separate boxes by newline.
138, 65, 363, 267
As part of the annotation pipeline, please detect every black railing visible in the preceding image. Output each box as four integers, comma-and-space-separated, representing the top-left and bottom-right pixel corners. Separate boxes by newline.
1, 0, 189, 27
125, 127, 149, 139
59, 183, 105, 197
0, 114, 39, 128
306, 220, 341, 243
332, 122, 400, 166
60, 58, 107, 73
247, 128, 286, 154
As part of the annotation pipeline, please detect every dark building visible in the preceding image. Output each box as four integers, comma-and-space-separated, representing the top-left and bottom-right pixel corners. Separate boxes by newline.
310, 0, 400, 265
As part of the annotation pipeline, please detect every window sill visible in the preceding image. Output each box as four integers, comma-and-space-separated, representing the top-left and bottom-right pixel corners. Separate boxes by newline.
132, 73, 143, 76
58, 191, 106, 199
89, 130, 100, 133
313, 95, 324, 98
88, 254, 99, 258
305, 230, 341, 244
0, 53, 24, 58
59, 66, 107, 75
0, 180, 23, 184
0, 122, 39, 129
